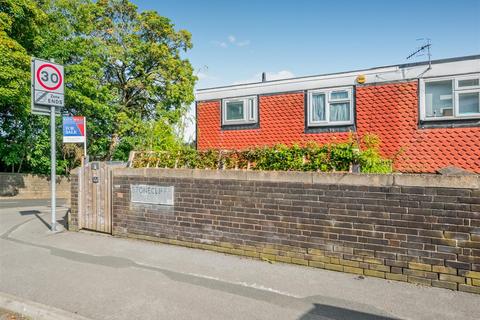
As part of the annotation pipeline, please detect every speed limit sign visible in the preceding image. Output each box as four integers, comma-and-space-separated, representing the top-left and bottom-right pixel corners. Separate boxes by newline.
30, 57, 68, 232
32, 58, 64, 111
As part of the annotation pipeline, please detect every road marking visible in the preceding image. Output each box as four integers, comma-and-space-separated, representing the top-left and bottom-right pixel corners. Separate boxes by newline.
183, 272, 302, 298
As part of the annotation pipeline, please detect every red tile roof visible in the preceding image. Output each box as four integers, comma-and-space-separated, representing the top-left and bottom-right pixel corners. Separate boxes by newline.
197, 81, 480, 173
197, 93, 351, 150
356, 82, 480, 173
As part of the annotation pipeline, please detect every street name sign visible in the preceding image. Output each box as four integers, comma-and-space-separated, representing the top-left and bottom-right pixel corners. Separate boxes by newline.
131, 185, 174, 206
63, 116, 86, 143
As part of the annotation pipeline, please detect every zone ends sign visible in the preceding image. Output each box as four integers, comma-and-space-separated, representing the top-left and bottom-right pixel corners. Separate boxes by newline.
63, 116, 86, 143
31, 58, 64, 114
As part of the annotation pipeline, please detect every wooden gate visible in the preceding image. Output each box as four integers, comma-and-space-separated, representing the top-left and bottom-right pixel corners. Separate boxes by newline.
77, 161, 123, 233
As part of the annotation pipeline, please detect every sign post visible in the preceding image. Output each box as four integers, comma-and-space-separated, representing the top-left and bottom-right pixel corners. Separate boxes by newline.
31, 58, 65, 232
50, 104, 56, 231
62, 116, 87, 231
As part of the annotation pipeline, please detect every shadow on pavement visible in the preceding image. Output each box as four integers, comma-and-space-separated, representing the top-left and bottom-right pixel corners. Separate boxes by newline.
18, 209, 69, 231
19, 210, 51, 230
298, 303, 399, 320
18, 210, 41, 216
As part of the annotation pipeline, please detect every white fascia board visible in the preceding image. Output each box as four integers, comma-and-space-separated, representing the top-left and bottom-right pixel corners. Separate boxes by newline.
195, 58, 480, 101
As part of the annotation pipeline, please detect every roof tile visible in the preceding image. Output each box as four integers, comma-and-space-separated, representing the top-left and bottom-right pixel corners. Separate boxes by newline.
198, 82, 480, 173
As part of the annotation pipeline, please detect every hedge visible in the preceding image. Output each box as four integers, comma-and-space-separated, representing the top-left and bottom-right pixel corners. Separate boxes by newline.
131, 134, 393, 174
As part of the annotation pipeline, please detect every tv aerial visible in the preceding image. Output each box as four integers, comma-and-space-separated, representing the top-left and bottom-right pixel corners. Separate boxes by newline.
406, 38, 432, 69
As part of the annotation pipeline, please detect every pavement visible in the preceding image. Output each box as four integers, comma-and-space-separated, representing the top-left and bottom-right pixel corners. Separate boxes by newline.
0, 200, 479, 320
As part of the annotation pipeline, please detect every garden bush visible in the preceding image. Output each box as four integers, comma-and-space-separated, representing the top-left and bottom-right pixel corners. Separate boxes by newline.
132, 134, 393, 174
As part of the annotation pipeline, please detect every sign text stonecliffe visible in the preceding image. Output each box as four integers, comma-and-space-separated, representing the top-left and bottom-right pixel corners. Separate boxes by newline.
130, 184, 174, 205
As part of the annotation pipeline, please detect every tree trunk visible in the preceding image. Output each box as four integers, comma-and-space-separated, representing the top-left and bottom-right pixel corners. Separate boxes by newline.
106, 133, 119, 160
17, 156, 24, 173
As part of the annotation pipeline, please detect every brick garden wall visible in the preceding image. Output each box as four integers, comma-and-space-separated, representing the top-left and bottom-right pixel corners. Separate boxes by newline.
0, 172, 70, 199
70, 168, 480, 293
69, 173, 79, 231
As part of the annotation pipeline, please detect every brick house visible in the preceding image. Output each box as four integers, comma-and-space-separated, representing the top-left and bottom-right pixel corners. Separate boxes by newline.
195, 56, 480, 173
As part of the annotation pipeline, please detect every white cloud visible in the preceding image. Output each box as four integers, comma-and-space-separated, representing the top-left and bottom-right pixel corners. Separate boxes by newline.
196, 72, 218, 81
233, 70, 295, 85
236, 40, 250, 47
212, 35, 250, 48
211, 40, 228, 48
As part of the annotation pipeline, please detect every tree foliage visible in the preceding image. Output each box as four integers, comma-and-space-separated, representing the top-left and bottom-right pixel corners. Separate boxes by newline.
0, 0, 196, 174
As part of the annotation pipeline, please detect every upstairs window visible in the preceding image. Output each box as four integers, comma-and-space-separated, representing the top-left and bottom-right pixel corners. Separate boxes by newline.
307, 87, 353, 127
420, 75, 480, 120
222, 96, 258, 125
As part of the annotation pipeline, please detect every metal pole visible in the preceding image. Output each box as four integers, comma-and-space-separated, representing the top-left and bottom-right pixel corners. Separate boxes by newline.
78, 156, 83, 230
84, 117, 87, 158
49, 58, 57, 232
50, 105, 56, 231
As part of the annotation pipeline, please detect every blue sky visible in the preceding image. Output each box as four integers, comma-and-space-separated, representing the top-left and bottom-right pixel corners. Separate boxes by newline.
133, 0, 479, 89
132, 0, 479, 141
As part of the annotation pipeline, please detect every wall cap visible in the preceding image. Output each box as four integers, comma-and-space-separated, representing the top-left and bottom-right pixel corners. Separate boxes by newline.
112, 168, 480, 189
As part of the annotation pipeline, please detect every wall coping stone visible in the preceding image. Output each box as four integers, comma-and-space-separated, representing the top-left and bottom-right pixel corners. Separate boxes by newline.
111, 168, 480, 189
0, 172, 70, 180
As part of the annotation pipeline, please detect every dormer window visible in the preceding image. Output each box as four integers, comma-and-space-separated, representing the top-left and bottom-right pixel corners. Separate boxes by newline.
307, 87, 354, 127
222, 96, 258, 125
420, 75, 480, 120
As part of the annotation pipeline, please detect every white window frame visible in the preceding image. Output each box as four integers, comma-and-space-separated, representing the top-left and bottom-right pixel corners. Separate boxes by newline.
455, 89, 480, 117
456, 75, 480, 90
419, 74, 480, 121
307, 86, 354, 127
222, 96, 258, 125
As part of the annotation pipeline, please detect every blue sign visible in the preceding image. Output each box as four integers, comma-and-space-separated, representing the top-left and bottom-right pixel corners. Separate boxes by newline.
63, 116, 86, 143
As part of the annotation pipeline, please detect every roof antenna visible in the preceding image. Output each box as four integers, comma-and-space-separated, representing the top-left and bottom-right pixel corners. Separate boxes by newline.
406, 38, 432, 70
195, 65, 209, 77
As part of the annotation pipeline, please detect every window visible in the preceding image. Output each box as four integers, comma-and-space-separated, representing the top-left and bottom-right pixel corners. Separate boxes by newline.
420, 75, 480, 120
222, 96, 258, 125
307, 87, 353, 126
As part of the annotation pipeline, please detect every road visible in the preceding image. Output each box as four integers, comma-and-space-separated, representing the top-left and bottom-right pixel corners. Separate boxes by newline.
0, 198, 66, 209
0, 199, 479, 320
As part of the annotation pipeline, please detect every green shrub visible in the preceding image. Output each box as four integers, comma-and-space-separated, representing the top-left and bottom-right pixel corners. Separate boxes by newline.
356, 135, 392, 173
132, 134, 393, 174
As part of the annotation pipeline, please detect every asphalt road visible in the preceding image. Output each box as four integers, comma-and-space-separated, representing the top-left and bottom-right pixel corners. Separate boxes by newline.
1, 200, 479, 320
0, 198, 66, 209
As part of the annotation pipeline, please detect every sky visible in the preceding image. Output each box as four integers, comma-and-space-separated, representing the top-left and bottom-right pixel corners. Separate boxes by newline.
132, 0, 480, 139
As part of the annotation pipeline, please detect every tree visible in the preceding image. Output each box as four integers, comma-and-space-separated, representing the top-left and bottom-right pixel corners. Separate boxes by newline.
51, 0, 197, 160
0, 0, 196, 174
0, 0, 51, 173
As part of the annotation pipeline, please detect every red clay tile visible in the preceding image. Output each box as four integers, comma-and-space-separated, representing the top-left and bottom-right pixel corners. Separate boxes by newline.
197, 81, 480, 173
